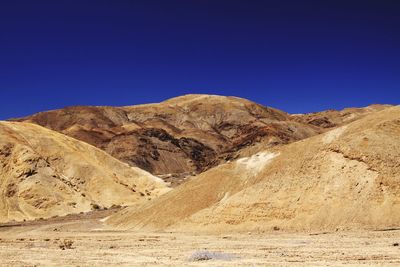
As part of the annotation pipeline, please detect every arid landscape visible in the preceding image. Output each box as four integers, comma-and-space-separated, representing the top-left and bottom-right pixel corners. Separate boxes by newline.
2, 0, 399, 265
1, 94, 399, 266
1, 218, 400, 266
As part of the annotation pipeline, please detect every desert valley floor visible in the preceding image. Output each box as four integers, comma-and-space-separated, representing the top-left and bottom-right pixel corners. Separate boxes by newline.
0, 210, 400, 266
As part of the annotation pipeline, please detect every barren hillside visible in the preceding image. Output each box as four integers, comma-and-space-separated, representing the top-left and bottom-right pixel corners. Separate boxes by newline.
108, 106, 400, 232
14, 95, 322, 185
0, 121, 169, 223
292, 104, 390, 128
15, 95, 386, 186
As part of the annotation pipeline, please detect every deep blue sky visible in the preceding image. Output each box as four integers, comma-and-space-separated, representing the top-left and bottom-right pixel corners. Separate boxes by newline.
1, 0, 399, 119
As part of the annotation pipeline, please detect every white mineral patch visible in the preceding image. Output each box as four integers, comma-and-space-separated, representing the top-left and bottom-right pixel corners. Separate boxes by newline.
237, 152, 279, 174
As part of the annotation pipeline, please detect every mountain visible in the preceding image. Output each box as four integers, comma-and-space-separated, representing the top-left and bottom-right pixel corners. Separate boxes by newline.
0, 121, 169, 223
14, 94, 322, 185
107, 106, 400, 232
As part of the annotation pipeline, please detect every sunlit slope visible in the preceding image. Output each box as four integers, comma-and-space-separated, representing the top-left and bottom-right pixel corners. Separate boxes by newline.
0, 121, 169, 223
108, 106, 400, 232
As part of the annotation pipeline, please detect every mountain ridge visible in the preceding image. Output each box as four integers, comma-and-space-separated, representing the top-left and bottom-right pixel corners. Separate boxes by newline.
12, 94, 390, 186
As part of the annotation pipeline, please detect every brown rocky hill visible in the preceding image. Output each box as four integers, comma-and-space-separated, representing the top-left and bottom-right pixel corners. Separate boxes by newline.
0, 121, 169, 223
292, 104, 390, 128
14, 95, 322, 185
107, 106, 400, 232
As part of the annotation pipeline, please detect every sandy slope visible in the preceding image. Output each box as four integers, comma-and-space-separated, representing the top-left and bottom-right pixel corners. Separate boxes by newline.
0, 121, 169, 223
108, 106, 400, 232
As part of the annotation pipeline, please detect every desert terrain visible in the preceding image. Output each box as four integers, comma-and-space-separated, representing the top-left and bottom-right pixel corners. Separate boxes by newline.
1, 95, 399, 266
108, 105, 400, 232
13, 95, 324, 185
1, 212, 400, 266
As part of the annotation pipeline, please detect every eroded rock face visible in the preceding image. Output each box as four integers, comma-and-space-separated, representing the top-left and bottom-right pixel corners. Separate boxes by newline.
0, 121, 169, 223
13, 95, 391, 186
14, 95, 321, 184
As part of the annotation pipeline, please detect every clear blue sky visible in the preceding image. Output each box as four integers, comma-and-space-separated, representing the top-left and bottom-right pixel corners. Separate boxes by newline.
0, 0, 399, 119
